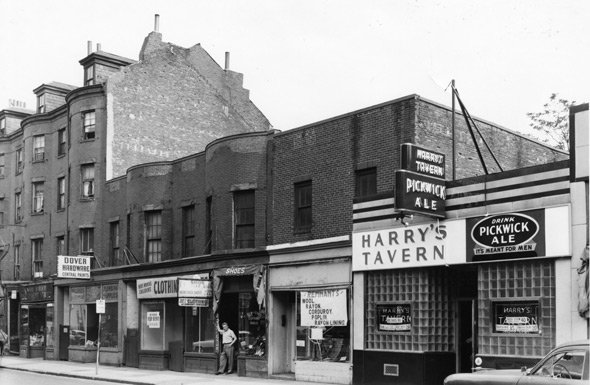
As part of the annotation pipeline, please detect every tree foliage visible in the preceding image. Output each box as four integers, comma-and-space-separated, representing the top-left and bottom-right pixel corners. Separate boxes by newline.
526, 93, 575, 151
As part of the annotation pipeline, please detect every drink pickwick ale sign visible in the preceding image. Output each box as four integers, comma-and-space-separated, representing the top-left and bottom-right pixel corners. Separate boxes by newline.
466, 209, 546, 262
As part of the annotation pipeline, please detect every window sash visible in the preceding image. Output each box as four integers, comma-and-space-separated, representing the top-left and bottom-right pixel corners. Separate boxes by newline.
58, 129, 66, 155
80, 228, 94, 254
84, 65, 95, 86
15, 192, 22, 221
83, 111, 96, 139
81, 165, 95, 198
37, 94, 46, 113
32, 239, 43, 276
33, 183, 44, 213
57, 177, 66, 210
355, 168, 377, 197
182, 206, 195, 257
294, 181, 312, 231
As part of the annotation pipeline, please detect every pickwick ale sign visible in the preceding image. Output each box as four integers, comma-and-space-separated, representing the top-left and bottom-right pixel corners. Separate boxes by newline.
467, 209, 546, 262
395, 144, 446, 218
352, 220, 466, 271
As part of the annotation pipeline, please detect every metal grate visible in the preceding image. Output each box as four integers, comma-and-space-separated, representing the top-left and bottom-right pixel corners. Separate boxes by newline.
383, 363, 399, 376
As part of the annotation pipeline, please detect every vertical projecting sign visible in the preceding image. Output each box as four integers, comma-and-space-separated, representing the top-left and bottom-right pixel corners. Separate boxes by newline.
395, 144, 446, 218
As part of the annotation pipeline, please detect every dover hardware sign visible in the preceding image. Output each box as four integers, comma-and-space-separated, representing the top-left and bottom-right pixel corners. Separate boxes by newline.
57, 255, 91, 279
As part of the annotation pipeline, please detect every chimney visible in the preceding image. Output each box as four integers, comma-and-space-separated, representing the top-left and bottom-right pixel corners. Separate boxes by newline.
87, 41, 93, 55
96, 43, 102, 52
154, 14, 160, 33
225, 52, 230, 71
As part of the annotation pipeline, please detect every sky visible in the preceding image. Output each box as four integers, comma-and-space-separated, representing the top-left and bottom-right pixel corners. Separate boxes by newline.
0, 0, 588, 139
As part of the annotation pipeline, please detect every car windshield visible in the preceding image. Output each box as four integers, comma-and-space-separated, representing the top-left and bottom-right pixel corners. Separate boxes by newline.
531, 349, 586, 380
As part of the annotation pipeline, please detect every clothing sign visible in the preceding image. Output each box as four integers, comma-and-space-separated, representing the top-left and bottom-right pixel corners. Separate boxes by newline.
137, 273, 208, 299
300, 289, 347, 327
147, 311, 160, 328
352, 220, 466, 271
57, 255, 91, 279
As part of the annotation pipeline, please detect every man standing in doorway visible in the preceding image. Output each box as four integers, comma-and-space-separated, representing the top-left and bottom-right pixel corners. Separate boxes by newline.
216, 320, 237, 375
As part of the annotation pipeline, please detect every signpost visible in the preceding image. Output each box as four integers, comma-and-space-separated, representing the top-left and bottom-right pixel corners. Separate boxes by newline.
95, 299, 105, 375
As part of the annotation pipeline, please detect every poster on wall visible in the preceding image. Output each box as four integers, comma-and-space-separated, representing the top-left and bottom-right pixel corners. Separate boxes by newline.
376, 304, 412, 332
300, 289, 348, 327
493, 301, 539, 334
467, 209, 546, 262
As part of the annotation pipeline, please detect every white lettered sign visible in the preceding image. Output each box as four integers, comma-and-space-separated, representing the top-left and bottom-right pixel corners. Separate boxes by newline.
352, 220, 466, 271
57, 255, 91, 279
300, 289, 347, 327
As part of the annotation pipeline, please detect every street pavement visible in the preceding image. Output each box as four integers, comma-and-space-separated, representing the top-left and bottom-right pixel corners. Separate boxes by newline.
0, 355, 332, 385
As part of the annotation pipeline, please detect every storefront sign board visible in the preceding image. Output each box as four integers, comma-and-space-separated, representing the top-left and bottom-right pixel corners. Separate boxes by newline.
300, 289, 348, 327
352, 220, 466, 271
179, 298, 209, 307
137, 273, 209, 299
57, 255, 91, 279
178, 279, 212, 298
465, 207, 571, 262
401, 143, 446, 179
395, 170, 446, 218
21, 282, 54, 302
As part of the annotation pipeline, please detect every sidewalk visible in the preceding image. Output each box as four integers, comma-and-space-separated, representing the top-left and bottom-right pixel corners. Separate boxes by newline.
0, 355, 331, 385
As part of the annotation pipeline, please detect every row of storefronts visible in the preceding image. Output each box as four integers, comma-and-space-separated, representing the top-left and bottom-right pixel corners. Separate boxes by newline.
1, 107, 587, 385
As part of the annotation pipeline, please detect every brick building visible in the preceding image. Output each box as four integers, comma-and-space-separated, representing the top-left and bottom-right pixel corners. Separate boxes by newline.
0, 18, 270, 360
0, 18, 586, 385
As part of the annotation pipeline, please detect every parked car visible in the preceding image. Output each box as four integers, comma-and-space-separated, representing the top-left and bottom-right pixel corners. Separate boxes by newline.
444, 340, 589, 384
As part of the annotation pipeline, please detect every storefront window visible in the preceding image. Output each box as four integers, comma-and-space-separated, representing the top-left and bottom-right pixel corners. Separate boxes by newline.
185, 306, 215, 353
140, 299, 183, 351
46, 305, 54, 348
69, 284, 119, 348
141, 301, 164, 350
238, 292, 266, 356
20, 306, 29, 347
295, 290, 350, 362
28, 307, 46, 347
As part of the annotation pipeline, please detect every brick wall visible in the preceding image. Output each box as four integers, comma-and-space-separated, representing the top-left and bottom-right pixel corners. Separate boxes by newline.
106, 32, 271, 179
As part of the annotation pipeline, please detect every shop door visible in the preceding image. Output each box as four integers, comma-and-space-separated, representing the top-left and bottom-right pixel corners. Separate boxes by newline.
270, 291, 295, 376
59, 325, 69, 360
457, 299, 476, 373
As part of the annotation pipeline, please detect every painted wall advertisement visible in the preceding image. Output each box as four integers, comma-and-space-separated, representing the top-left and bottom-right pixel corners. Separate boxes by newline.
467, 209, 546, 262
300, 289, 348, 327
352, 220, 466, 271
493, 301, 539, 334
376, 304, 412, 332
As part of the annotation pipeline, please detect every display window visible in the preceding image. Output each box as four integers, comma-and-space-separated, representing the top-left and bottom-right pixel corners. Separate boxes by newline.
238, 292, 266, 356
295, 289, 350, 362
185, 305, 215, 353
140, 299, 182, 351
68, 284, 119, 348
20, 305, 47, 347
